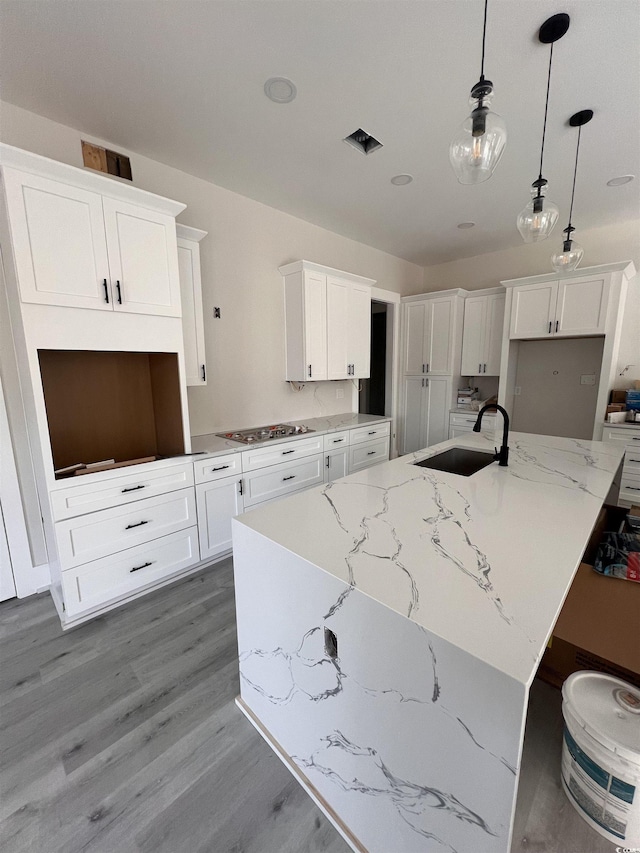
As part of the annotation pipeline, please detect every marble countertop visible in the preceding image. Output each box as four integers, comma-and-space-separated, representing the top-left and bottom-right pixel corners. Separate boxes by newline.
235, 431, 624, 686
190, 413, 391, 457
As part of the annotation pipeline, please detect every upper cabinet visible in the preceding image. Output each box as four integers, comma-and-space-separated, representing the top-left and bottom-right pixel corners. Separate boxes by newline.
176, 225, 208, 386
281, 261, 374, 382
402, 293, 462, 375
509, 275, 609, 340
461, 292, 505, 376
1, 147, 185, 317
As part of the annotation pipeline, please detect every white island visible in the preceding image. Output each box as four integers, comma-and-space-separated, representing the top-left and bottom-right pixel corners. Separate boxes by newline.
232, 430, 624, 853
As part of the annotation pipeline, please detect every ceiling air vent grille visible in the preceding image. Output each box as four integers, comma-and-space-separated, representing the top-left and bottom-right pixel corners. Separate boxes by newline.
343, 128, 383, 155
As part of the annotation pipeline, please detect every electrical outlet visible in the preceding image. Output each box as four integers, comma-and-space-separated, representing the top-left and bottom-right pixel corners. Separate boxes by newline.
336, 387, 344, 399
514, 386, 521, 396
580, 374, 596, 386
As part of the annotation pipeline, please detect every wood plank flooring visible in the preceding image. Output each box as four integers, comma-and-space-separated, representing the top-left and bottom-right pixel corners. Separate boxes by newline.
0, 560, 614, 853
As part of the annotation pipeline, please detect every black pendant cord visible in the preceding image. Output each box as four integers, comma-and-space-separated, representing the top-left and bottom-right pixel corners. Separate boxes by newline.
479, 0, 488, 81
565, 125, 582, 237
537, 43, 554, 183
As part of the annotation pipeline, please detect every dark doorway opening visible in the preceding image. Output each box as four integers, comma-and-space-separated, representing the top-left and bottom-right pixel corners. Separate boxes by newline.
359, 302, 387, 415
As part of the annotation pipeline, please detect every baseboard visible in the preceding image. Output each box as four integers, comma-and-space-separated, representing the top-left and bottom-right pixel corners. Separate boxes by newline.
235, 696, 367, 853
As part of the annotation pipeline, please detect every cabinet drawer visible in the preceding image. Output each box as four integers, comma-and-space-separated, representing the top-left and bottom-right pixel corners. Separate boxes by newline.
241, 435, 323, 471
450, 413, 496, 429
323, 431, 350, 450
243, 455, 323, 507
601, 427, 640, 447
50, 462, 194, 521
349, 422, 390, 446
61, 527, 200, 617
624, 451, 640, 475
349, 438, 390, 473
620, 472, 640, 503
194, 453, 242, 484
55, 488, 196, 570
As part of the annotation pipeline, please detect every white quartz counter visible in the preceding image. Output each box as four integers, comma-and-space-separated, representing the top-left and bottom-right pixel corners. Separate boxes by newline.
190, 413, 391, 457
236, 430, 623, 686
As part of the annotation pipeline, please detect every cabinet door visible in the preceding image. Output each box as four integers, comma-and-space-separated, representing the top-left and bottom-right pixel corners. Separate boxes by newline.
427, 298, 453, 374
3, 168, 112, 310
449, 425, 473, 440
349, 283, 371, 378
102, 196, 181, 317
509, 281, 558, 339
461, 296, 486, 376
483, 293, 505, 375
327, 276, 350, 379
402, 376, 427, 454
555, 276, 609, 336
403, 302, 428, 374
324, 447, 349, 483
425, 376, 450, 446
303, 271, 327, 381
177, 238, 207, 385
196, 476, 244, 560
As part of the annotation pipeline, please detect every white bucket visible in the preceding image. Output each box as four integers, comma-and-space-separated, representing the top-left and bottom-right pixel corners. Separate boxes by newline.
561, 671, 640, 846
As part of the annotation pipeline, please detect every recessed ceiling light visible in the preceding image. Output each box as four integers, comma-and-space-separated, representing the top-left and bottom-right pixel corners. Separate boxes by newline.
457, 221, 476, 229
264, 77, 297, 104
390, 174, 413, 186
606, 175, 635, 186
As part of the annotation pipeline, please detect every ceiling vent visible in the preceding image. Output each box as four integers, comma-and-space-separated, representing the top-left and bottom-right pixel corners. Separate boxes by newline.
343, 128, 383, 155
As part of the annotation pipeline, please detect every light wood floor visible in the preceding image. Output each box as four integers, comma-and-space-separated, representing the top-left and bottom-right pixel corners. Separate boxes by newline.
0, 560, 613, 853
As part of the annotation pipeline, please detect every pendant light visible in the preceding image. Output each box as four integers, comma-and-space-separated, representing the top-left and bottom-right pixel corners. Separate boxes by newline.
516, 14, 570, 243
551, 110, 594, 272
449, 0, 506, 185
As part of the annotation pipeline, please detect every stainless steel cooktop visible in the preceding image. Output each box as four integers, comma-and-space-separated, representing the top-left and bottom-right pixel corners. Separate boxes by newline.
216, 423, 314, 444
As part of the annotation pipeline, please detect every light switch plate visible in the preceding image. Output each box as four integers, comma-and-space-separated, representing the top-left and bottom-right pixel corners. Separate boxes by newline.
336, 387, 344, 399
580, 374, 596, 385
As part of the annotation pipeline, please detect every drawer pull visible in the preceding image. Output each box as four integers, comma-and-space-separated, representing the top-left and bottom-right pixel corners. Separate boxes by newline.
125, 520, 150, 530
629, 458, 640, 463
368, 431, 377, 435
627, 486, 640, 491
122, 484, 146, 493
211, 465, 230, 472
283, 475, 296, 481
103, 278, 109, 303
367, 451, 376, 456
130, 561, 153, 573
332, 438, 344, 443
282, 450, 295, 455
633, 438, 640, 441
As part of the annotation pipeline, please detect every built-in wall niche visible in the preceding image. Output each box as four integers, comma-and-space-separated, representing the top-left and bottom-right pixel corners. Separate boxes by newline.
38, 350, 184, 478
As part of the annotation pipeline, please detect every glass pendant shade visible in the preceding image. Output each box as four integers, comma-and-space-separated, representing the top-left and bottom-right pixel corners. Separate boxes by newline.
516, 189, 559, 243
449, 103, 507, 185
551, 239, 584, 272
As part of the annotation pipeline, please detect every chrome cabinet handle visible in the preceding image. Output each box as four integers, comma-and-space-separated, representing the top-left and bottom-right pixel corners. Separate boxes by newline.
283, 475, 295, 481
211, 465, 230, 472
103, 278, 109, 303
125, 520, 149, 530
122, 484, 145, 493
130, 561, 153, 573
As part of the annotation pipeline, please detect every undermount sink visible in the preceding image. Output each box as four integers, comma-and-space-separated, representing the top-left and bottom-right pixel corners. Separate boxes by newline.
413, 447, 496, 477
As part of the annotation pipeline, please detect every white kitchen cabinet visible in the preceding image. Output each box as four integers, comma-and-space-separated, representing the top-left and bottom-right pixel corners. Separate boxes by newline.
176, 225, 208, 385
601, 424, 640, 507
402, 294, 459, 375
448, 411, 497, 440
349, 437, 390, 473
196, 475, 244, 560
242, 454, 324, 508
402, 376, 449, 454
509, 276, 609, 340
2, 159, 184, 316
281, 260, 374, 381
461, 292, 505, 376
325, 447, 349, 482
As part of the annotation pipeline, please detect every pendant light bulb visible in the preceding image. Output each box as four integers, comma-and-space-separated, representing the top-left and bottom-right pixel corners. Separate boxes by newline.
551, 238, 584, 272
449, 0, 506, 184
516, 180, 559, 243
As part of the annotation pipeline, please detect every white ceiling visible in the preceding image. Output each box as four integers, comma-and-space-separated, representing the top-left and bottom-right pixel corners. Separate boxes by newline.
1, 0, 638, 266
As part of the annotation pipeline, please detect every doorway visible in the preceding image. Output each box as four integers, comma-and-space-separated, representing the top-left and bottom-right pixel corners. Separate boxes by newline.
359, 302, 387, 416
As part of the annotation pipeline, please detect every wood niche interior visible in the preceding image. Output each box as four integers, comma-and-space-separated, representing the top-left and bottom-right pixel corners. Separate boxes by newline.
38, 350, 185, 477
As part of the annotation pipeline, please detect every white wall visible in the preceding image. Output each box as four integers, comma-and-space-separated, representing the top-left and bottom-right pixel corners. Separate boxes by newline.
420, 221, 640, 387
0, 101, 423, 435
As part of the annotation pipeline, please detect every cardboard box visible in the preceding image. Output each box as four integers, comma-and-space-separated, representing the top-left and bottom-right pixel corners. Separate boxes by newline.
611, 389, 628, 404
538, 505, 640, 688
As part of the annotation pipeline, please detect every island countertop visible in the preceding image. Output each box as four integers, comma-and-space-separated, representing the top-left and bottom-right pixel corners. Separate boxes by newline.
236, 430, 624, 686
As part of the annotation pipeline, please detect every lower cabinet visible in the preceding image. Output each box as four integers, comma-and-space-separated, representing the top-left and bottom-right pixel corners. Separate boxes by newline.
402, 375, 450, 454
448, 411, 497, 440
196, 475, 244, 561
325, 447, 349, 482
242, 454, 324, 507
601, 425, 640, 506
349, 438, 390, 473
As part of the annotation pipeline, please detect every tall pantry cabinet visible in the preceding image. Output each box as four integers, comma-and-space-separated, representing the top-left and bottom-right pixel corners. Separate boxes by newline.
400, 290, 465, 454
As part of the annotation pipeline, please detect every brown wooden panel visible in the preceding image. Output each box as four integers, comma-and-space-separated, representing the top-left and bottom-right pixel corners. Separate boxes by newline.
38, 350, 183, 473
81, 141, 108, 173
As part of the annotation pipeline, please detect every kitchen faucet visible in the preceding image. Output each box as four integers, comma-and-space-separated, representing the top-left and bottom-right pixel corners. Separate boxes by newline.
473, 404, 510, 466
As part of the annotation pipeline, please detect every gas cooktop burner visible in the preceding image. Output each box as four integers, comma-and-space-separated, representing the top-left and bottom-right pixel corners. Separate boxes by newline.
216, 424, 315, 444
